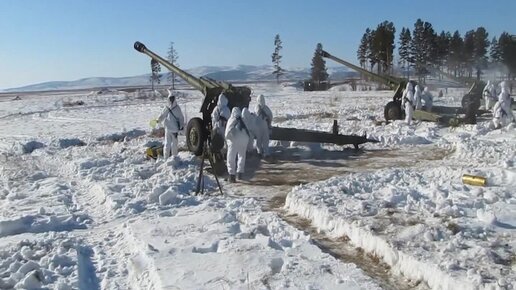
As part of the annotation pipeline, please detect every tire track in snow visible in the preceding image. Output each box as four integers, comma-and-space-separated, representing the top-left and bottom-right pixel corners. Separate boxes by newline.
267, 194, 425, 290
77, 246, 101, 290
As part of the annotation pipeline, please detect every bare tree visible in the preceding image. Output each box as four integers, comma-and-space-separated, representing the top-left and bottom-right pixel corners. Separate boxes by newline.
271, 34, 284, 83
167, 42, 179, 89
150, 59, 161, 91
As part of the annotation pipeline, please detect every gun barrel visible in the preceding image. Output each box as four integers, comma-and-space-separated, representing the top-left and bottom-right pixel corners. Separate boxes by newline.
320, 50, 401, 90
134, 41, 213, 93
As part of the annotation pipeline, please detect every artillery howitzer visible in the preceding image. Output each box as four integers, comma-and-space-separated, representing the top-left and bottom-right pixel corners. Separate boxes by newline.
134, 41, 251, 157
319, 49, 480, 125
432, 68, 486, 110
319, 50, 408, 121
134, 42, 378, 164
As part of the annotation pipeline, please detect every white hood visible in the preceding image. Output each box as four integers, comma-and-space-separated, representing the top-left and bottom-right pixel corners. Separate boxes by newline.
217, 93, 229, 107
257, 94, 266, 107
231, 107, 242, 118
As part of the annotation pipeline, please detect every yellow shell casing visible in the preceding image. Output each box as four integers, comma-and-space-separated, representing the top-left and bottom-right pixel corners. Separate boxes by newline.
462, 174, 487, 186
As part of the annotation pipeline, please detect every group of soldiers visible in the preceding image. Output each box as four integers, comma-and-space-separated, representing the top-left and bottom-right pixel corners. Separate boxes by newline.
483, 80, 514, 129
401, 82, 434, 125
155, 90, 273, 183
154, 79, 512, 183
211, 93, 273, 183
400, 80, 514, 128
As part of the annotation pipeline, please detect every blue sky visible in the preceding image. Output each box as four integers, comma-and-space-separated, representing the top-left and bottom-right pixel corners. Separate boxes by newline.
0, 0, 514, 89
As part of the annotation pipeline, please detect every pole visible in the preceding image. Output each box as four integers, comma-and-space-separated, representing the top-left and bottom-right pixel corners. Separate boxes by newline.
195, 151, 206, 195
207, 153, 224, 196
195, 141, 224, 196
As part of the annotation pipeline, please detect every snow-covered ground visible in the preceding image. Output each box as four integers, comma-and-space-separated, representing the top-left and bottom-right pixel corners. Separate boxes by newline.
0, 83, 514, 289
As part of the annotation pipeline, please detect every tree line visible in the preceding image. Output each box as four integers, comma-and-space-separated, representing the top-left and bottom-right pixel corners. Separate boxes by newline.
357, 19, 516, 82
149, 23, 514, 89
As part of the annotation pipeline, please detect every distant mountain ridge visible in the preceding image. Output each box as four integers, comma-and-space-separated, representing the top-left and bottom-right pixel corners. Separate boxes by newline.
3, 65, 357, 92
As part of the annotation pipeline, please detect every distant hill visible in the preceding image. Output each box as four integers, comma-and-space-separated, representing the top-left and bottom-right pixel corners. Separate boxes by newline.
3, 65, 358, 92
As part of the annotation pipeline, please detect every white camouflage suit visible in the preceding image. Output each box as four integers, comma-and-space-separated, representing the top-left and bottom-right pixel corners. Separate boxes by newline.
241, 108, 258, 153
401, 82, 415, 125
492, 81, 514, 128
254, 94, 273, 157
421, 87, 433, 111
157, 93, 185, 159
483, 80, 497, 110
211, 93, 231, 137
225, 107, 250, 176
414, 85, 423, 110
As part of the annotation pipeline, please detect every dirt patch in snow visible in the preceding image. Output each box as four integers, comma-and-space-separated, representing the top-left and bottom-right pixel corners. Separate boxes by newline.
241, 145, 452, 188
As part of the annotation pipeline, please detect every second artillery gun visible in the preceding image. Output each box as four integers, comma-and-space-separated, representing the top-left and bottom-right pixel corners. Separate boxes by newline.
133, 42, 378, 171
432, 68, 486, 111
319, 49, 480, 125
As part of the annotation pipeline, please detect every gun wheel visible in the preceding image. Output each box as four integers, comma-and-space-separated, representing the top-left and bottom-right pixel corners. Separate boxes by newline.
384, 101, 402, 121
186, 117, 206, 156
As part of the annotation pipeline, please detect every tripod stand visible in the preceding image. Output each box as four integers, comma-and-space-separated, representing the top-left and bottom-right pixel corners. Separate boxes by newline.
196, 141, 224, 196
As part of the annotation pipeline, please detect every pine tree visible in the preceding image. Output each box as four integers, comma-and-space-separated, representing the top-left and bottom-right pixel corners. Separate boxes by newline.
490, 36, 501, 64
310, 43, 329, 83
448, 31, 464, 77
398, 27, 412, 78
434, 31, 450, 75
357, 28, 370, 69
462, 30, 475, 78
411, 19, 435, 82
367, 29, 378, 72
473, 27, 489, 80
150, 59, 161, 91
271, 34, 284, 84
371, 21, 396, 74
498, 32, 516, 80
167, 42, 179, 89
369, 28, 382, 74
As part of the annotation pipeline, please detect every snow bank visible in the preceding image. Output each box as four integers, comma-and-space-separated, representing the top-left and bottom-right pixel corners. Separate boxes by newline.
10, 137, 88, 155
452, 132, 516, 168
0, 234, 82, 289
0, 214, 89, 238
285, 165, 516, 289
96, 129, 146, 142
77, 151, 210, 217
362, 120, 440, 146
